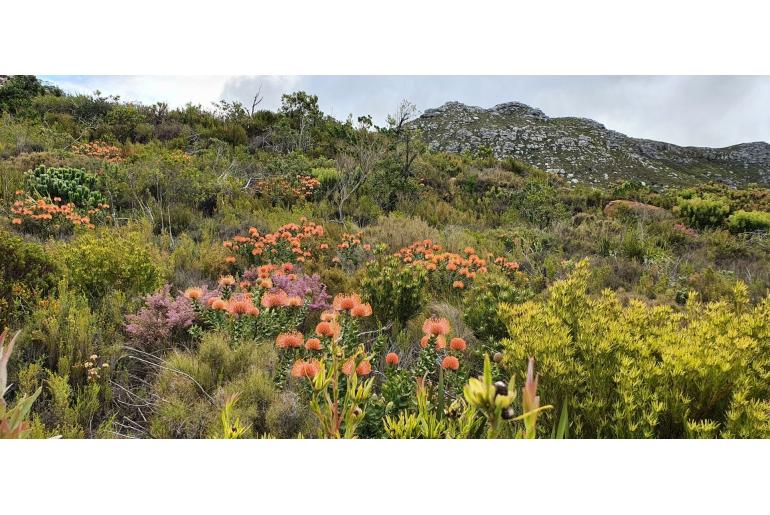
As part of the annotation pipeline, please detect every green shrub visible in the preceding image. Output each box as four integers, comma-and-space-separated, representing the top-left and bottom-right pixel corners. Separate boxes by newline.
463, 272, 532, 343
360, 256, 428, 327
25, 165, 107, 209
675, 196, 731, 229
0, 230, 59, 328
499, 262, 770, 438
60, 227, 164, 302
726, 210, 770, 233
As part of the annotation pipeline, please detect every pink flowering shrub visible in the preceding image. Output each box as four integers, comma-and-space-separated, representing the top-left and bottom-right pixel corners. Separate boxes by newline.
124, 285, 196, 350
270, 272, 330, 310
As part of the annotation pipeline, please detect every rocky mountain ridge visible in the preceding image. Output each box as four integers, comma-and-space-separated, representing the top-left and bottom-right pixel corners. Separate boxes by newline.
411, 101, 770, 188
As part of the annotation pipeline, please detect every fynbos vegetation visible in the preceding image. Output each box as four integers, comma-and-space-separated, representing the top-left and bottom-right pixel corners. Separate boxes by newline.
2, 75, 770, 439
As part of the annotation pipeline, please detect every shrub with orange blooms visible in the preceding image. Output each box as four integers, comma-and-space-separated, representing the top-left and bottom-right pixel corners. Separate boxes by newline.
392, 239, 525, 292
72, 141, 124, 163
393, 240, 488, 292
251, 174, 321, 204
8, 193, 109, 236
276, 331, 304, 349
335, 231, 375, 270
186, 278, 308, 342
414, 316, 469, 400
223, 218, 325, 268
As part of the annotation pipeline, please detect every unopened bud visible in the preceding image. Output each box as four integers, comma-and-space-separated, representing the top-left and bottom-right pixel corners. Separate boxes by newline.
494, 381, 508, 397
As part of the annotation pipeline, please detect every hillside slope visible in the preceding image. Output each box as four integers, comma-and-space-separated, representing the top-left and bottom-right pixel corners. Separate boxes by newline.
411, 101, 770, 188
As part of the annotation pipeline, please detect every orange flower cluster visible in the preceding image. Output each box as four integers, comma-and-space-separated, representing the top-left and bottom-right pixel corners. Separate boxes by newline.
261, 289, 302, 308
204, 292, 260, 318
72, 141, 123, 163
332, 293, 372, 318
291, 358, 320, 378
253, 174, 320, 200
420, 316, 466, 370
224, 219, 325, 266
9, 193, 107, 231
394, 239, 522, 287
333, 231, 374, 267
276, 331, 304, 349
336, 231, 372, 253
315, 309, 342, 339
342, 358, 372, 376
493, 257, 521, 272
394, 240, 488, 289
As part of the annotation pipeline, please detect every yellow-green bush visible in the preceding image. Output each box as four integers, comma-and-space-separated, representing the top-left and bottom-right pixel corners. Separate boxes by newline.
0, 229, 59, 328
727, 210, 770, 233
499, 260, 770, 438
59, 226, 165, 301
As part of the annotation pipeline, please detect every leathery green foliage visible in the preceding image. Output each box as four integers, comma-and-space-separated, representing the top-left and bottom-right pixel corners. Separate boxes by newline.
499, 260, 770, 438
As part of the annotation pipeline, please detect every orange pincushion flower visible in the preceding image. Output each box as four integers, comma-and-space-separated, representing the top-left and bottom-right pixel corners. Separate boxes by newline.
450, 337, 467, 351
464, 247, 476, 255
419, 335, 430, 349
261, 289, 289, 308
341, 358, 355, 376
356, 360, 372, 376
385, 352, 399, 366
286, 295, 303, 307
226, 296, 254, 317
276, 331, 304, 349
305, 338, 322, 351
225, 256, 237, 264
441, 355, 460, 371
218, 275, 236, 287
350, 303, 373, 317
211, 298, 227, 311
333, 293, 361, 311
422, 316, 451, 337
320, 310, 338, 322
342, 358, 371, 376
434, 335, 447, 350
452, 280, 465, 289
11, 218, 22, 225
315, 320, 341, 339
291, 359, 320, 378
258, 278, 273, 289
183, 287, 203, 300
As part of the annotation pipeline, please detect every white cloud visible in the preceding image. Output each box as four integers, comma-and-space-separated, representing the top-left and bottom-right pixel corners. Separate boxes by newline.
42, 76, 231, 108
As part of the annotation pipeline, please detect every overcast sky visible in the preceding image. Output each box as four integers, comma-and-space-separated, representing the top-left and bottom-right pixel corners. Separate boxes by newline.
40, 75, 770, 148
